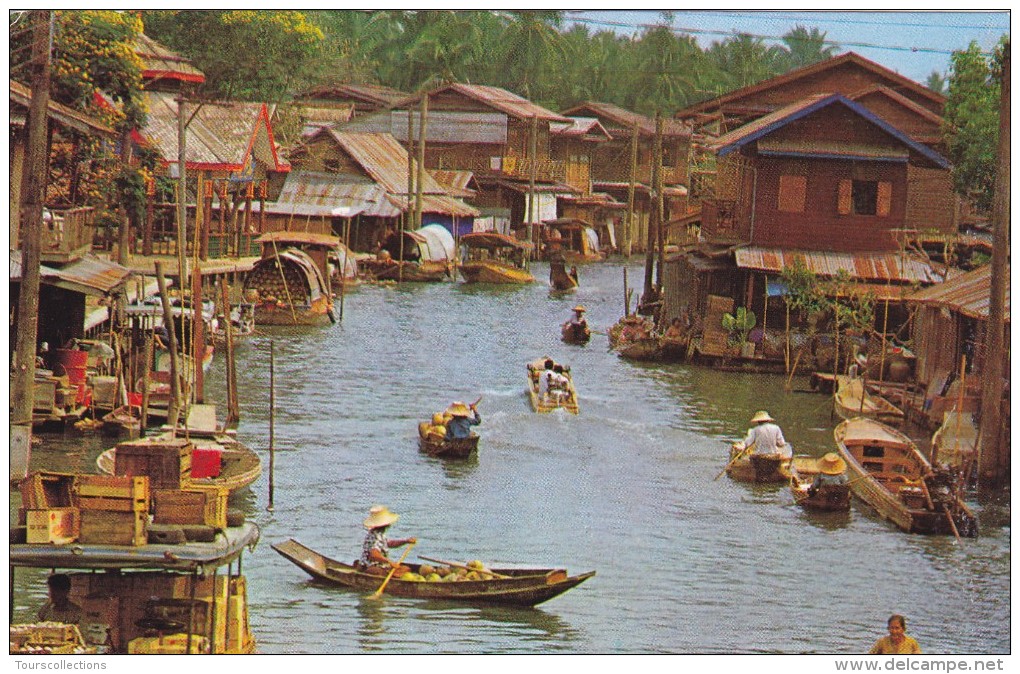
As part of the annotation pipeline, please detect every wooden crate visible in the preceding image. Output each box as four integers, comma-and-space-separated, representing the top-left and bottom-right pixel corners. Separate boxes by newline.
19, 471, 76, 510
152, 486, 227, 529
114, 438, 192, 490
25, 507, 80, 544
78, 509, 148, 546
75, 475, 149, 513
127, 634, 209, 654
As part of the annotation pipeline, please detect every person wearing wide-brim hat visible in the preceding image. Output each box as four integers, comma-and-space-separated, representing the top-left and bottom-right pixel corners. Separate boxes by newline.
741, 410, 790, 458
359, 505, 416, 577
811, 452, 849, 490
444, 400, 481, 440
567, 304, 589, 331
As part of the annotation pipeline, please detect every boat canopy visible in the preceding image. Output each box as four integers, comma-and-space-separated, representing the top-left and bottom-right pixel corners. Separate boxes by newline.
256, 231, 342, 250
329, 244, 358, 281
246, 247, 328, 302
10, 522, 260, 571
387, 224, 456, 263
460, 231, 533, 250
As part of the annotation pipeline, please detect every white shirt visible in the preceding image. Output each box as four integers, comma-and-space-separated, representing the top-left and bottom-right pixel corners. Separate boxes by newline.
743, 422, 790, 457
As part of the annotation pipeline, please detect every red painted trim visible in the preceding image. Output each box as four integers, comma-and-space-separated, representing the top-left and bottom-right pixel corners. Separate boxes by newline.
142, 69, 205, 84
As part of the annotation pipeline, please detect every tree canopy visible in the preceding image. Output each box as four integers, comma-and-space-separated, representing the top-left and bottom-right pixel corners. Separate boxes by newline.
942, 38, 1008, 213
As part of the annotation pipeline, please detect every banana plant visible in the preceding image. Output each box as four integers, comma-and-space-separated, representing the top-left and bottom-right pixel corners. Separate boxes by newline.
722, 306, 757, 346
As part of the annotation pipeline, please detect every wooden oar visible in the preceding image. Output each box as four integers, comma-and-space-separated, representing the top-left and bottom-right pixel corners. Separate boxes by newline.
941, 504, 962, 543
418, 555, 511, 579
714, 442, 754, 481
368, 541, 416, 599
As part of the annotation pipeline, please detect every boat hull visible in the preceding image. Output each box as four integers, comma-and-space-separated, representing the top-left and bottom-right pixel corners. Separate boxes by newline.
835, 417, 977, 537
418, 426, 479, 459
789, 456, 851, 512
726, 444, 791, 484
459, 261, 534, 284
561, 322, 591, 345
834, 375, 904, 424
272, 539, 594, 607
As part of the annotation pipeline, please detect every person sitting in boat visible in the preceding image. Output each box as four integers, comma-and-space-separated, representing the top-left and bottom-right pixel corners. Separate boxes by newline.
569, 266, 579, 285
153, 325, 170, 351
809, 452, 849, 493
741, 410, 791, 458
540, 358, 557, 400
445, 401, 481, 439
869, 614, 922, 654
662, 317, 684, 341
848, 352, 868, 379
565, 305, 588, 331
36, 574, 83, 624
359, 505, 416, 577
549, 365, 570, 402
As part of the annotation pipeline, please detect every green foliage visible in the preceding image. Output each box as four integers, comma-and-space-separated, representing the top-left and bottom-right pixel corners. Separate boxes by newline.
780, 262, 875, 336
722, 307, 757, 345
942, 38, 1009, 212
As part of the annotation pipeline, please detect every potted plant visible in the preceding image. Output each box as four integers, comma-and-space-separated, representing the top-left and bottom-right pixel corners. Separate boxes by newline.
722, 307, 757, 357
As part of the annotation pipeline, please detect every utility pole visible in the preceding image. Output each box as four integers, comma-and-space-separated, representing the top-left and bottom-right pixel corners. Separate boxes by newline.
11, 10, 53, 479
978, 41, 1009, 486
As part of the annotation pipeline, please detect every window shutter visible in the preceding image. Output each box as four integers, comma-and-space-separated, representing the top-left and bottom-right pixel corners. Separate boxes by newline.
778, 175, 807, 213
837, 180, 853, 215
877, 181, 892, 216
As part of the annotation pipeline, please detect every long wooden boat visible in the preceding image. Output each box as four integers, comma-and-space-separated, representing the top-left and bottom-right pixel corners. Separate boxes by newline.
789, 456, 851, 512
561, 321, 591, 345
833, 375, 904, 424
725, 441, 792, 483
272, 539, 595, 607
417, 422, 479, 459
616, 337, 662, 361
549, 257, 579, 292
526, 357, 579, 414
98, 429, 261, 497
458, 232, 535, 284
834, 417, 977, 537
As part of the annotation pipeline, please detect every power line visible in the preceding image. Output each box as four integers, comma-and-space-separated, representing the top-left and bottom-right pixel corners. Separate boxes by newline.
633, 10, 1009, 32
567, 15, 1000, 57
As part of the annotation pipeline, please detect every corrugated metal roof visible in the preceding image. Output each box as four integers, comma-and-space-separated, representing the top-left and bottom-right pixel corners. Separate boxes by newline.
256, 231, 342, 247
403, 194, 479, 218
135, 33, 205, 84
251, 171, 396, 218
709, 93, 949, 169
341, 109, 508, 145
560, 101, 690, 138
140, 92, 287, 171
550, 117, 612, 141
323, 130, 448, 195
907, 264, 1010, 322
734, 246, 939, 284
298, 83, 408, 107
10, 251, 132, 295
430, 170, 476, 198
398, 83, 569, 123
10, 79, 116, 137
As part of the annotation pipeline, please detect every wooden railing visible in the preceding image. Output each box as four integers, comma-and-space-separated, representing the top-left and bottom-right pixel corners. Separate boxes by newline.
501, 155, 567, 184
592, 163, 686, 186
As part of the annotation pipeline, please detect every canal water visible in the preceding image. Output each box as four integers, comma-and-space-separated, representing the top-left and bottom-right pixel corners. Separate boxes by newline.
12, 260, 1010, 654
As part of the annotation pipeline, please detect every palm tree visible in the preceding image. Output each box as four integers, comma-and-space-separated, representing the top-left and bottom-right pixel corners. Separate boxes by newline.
495, 11, 567, 100
781, 25, 838, 70
925, 71, 947, 95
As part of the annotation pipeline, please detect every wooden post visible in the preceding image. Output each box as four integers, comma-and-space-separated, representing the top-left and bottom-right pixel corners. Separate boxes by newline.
221, 277, 239, 427
197, 171, 208, 260
528, 114, 538, 250
623, 266, 630, 317
625, 121, 638, 258
176, 95, 189, 287
141, 335, 153, 433
339, 217, 351, 321
643, 113, 660, 303
11, 10, 53, 478
415, 94, 428, 229
654, 114, 665, 293
978, 41, 1009, 485
268, 340, 276, 512
155, 261, 182, 430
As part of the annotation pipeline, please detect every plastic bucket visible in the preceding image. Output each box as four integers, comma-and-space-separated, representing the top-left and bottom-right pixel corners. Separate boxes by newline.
52, 348, 88, 385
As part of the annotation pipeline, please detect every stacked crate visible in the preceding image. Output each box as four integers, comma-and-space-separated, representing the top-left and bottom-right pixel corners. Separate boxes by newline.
114, 437, 192, 489
152, 484, 228, 530
18, 472, 79, 545
74, 475, 150, 547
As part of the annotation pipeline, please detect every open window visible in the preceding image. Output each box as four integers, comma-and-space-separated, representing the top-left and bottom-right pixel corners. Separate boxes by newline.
838, 179, 892, 216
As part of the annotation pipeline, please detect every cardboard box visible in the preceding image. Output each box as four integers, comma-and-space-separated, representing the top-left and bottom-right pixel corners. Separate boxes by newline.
78, 509, 147, 546
114, 438, 192, 489
26, 507, 80, 544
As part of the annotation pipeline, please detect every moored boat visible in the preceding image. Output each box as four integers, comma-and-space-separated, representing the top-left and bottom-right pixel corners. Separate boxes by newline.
526, 357, 579, 414
833, 375, 904, 424
243, 245, 336, 325
930, 410, 979, 477
272, 539, 595, 607
725, 441, 792, 483
789, 454, 852, 512
549, 256, 579, 292
561, 321, 591, 345
834, 417, 977, 537
457, 232, 535, 284
361, 225, 456, 283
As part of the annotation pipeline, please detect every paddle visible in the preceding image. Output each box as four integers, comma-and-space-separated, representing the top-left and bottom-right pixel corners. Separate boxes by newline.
419, 555, 511, 579
714, 441, 754, 481
368, 541, 416, 599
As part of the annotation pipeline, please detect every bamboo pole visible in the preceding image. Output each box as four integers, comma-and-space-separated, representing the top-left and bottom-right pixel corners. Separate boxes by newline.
654, 114, 665, 294
339, 217, 351, 321
528, 114, 538, 252
415, 94, 427, 230
761, 274, 769, 356
268, 340, 276, 512
626, 121, 638, 257
643, 113, 660, 304
270, 237, 298, 325
221, 277, 238, 428
155, 261, 182, 430
176, 95, 189, 290
141, 335, 153, 433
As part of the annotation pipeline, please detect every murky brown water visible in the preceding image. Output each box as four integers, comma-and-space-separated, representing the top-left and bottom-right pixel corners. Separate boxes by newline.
12, 260, 1010, 654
